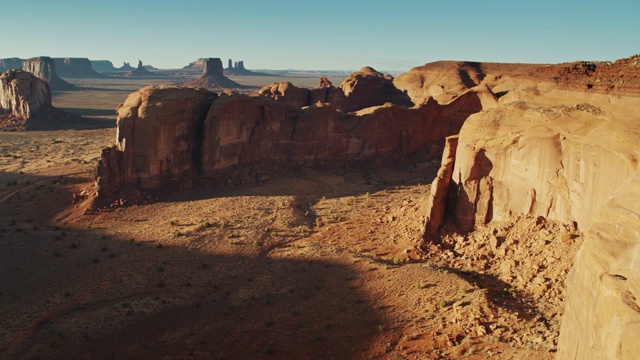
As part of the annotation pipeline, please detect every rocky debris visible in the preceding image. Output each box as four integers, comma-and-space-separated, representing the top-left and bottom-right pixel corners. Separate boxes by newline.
53, 58, 105, 78
90, 60, 117, 73
0, 69, 80, 131
423, 215, 584, 353
184, 58, 248, 90
21, 56, 74, 91
124, 60, 157, 77
94, 84, 491, 196
0, 58, 23, 73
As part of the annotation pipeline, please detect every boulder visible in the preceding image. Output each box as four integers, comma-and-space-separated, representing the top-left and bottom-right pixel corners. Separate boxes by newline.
21, 56, 74, 90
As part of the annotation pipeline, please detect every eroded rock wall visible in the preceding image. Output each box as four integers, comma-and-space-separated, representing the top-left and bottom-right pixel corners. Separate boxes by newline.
95, 81, 491, 195
21, 56, 74, 90
0, 69, 51, 119
53, 58, 104, 78
421, 92, 640, 359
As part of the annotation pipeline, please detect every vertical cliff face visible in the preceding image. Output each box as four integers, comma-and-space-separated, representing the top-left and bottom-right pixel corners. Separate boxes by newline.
0, 58, 23, 73
95, 79, 493, 195
21, 57, 74, 90
0, 69, 52, 119
421, 92, 640, 359
53, 58, 104, 78
95, 86, 218, 196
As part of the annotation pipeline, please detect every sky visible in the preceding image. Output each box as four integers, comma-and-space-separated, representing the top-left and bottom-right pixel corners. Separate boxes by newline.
2, 0, 638, 71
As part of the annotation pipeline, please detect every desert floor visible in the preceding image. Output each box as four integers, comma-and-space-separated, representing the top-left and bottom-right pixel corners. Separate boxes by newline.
0, 75, 582, 359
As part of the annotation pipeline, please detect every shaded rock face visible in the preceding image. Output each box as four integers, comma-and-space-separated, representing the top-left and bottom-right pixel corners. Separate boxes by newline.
95, 84, 489, 196
421, 135, 458, 241
184, 58, 247, 90
22, 57, 74, 90
91, 60, 117, 73
203, 58, 223, 77
53, 58, 104, 78
0, 69, 51, 119
95, 86, 218, 196
0, 58, 23, 73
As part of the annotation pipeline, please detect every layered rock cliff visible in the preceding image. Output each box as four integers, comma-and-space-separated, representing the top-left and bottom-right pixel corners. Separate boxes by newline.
0, 58, 23, 73
53, 57, 104, 78
418, 55, 640, 359
21, 56, 74, 90
94, 66, 493, 196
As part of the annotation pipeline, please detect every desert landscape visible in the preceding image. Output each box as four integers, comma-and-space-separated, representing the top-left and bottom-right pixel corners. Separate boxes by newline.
1, 2, 639, 359
1, 51, 638, 359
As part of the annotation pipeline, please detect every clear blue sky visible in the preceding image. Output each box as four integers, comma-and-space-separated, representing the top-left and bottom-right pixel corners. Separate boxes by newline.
2, 0, 638, 71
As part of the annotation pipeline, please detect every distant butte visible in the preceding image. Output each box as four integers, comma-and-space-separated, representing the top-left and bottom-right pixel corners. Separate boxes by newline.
183, 58, 249, 90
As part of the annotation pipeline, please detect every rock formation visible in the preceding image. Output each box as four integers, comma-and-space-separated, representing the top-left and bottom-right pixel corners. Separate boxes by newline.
183, 58, 247, 90
339, 67, 413, 112
223, 59, 271, 76
183, 58, 207, 71
119, 62, 135, 71
21, 57, 74, 91
417, 54, 640, 359
94, 72, 491, 197
0, 69, 78, 130
0, 58, 23, 73
53, 58, 105, 78
91, 60, 118, 73
124, 60, 156, 77
259, 68, 413, 112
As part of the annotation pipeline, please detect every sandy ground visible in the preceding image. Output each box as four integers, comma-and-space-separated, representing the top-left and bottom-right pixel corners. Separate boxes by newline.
0, 76, 581, 359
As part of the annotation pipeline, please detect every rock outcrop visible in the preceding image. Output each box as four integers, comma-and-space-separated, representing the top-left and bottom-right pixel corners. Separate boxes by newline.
223, 59, 271, 76
259, 68, 413, 113
95, 86, 217, 195
94, 79, 491, 196
91, 60, 118, 73
124, 60, 156, 77
53, 58, 105, 78
0, 58, 23, 73
0, 69, 79, 130
119, 62, 135, 71
184, 58, 248, 90
21, 57, 74, 90
418, 55, 640, 359
339, 67, 413, 112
